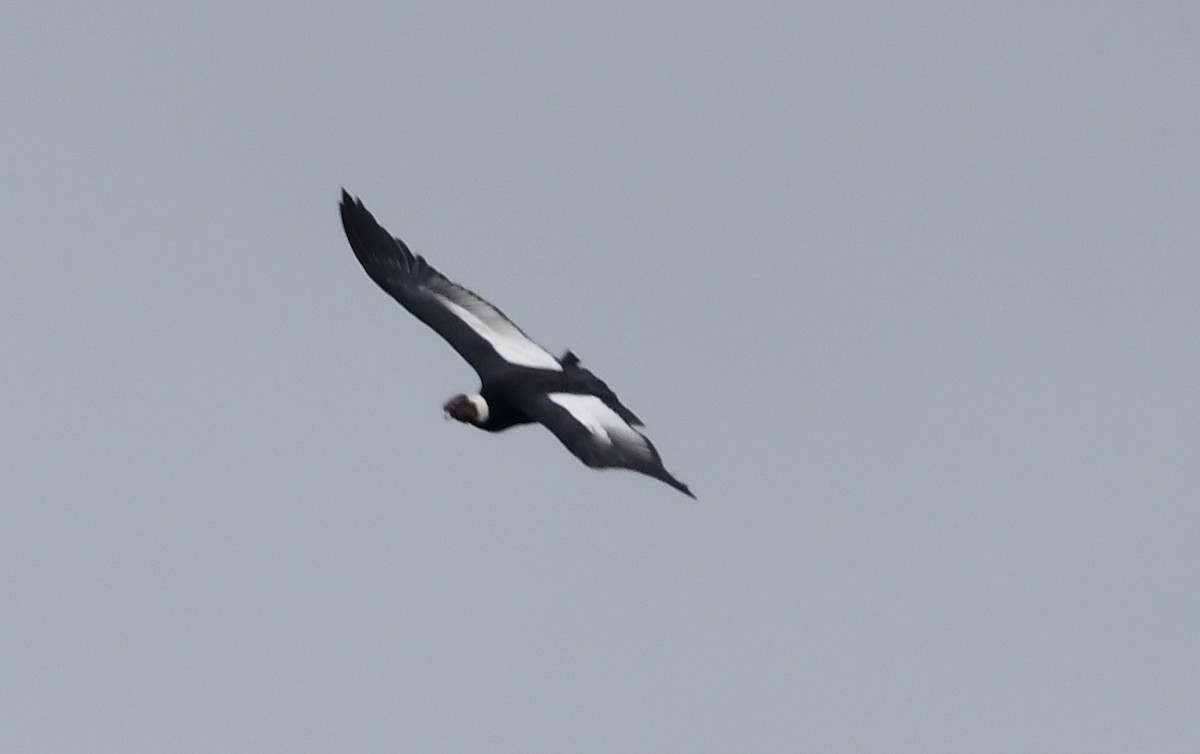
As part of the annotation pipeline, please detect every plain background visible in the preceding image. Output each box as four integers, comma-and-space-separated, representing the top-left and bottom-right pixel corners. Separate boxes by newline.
3, 2, 1197, 751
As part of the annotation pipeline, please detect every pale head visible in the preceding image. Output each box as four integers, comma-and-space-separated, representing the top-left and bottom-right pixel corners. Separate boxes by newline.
443, 393, 489, 426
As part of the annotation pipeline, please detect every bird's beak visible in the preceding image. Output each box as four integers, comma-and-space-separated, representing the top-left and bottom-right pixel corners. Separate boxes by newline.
443, 411, 452, 421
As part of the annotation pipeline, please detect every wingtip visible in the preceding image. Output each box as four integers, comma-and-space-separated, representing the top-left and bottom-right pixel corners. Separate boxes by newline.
665, 475, 696, 500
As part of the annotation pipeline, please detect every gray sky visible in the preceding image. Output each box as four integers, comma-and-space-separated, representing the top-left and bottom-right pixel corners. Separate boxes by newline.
3, 2, 1198, 751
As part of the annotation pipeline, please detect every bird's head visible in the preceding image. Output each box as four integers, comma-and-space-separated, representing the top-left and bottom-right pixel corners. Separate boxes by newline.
443, 393, 489, 426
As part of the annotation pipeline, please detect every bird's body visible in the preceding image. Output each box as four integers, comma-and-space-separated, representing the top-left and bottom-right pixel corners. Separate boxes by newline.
340, 191, 693, 498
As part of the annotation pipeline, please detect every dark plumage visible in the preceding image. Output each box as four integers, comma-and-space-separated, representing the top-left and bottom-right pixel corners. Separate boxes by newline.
340, 190, 693, 498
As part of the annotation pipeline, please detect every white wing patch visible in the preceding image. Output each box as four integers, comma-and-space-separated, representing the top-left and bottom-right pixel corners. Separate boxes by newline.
432, 292, 562, 371
548, 393, 655, 460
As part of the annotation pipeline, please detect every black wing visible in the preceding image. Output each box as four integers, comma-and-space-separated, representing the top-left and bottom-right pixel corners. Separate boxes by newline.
560, 350, 643, 426
340, 191, 562, 378
517, 390, 694, 498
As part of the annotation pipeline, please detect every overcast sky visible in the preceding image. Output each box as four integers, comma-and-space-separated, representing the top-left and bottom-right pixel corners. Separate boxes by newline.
3, 2, 1198, 752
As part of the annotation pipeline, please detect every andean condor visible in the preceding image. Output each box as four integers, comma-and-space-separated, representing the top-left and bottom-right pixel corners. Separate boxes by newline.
340, 190, 693, 498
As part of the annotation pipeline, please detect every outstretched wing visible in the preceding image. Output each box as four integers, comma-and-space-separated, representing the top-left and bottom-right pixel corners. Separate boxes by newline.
560, 350, 643, 426
340, 191, 562, 377
518, 390, 694, 498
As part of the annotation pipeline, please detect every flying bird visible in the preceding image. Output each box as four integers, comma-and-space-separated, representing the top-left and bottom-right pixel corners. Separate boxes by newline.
340, 190, 694, 498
